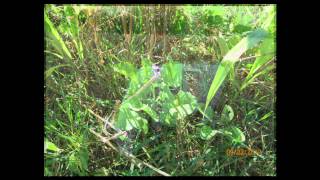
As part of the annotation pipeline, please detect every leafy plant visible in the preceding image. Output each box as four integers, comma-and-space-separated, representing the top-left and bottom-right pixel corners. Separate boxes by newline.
221, 104, 234, 122
114, 59, 199, 135
224, 127, 246, 144
200, 125, 219, 140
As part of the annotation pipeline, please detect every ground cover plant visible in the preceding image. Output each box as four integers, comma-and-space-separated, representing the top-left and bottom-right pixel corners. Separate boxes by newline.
44, 4, 276, 176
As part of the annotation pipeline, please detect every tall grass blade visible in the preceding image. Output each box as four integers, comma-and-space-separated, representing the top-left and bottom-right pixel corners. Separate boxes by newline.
204, 29, 267, 112
44, 12, 73, 60
241, 36, 275, 90
45, 64, 70, 79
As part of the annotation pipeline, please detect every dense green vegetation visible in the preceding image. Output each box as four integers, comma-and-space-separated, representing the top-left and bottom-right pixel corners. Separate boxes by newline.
44, 4, 276, 176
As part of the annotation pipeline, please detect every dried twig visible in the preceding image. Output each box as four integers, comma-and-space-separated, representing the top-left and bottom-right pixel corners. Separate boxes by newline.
89, 128, 171, 176
87, 109, 122, 133
105, 131, 127, 141
86, 106, 170, 176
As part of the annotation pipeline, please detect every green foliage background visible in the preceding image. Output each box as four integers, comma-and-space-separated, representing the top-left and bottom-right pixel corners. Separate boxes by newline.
45, 5, 276, 176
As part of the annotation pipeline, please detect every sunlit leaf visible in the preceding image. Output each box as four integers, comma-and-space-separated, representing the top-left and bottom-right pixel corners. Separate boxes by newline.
200, 125, 218, 140
222, 104, 234, 121
141, 104, 159, 122
208, 6, 225, 16
223, 29, 267, 63
115, 103, 149, 134
113, 62, 138, 83
204, 29, 267, 112
161, 61, 183, 87
168, 91, 198, 119
45, 139, 61, 153
232, 127, 245, 143
261, 6, 276, 33
226, 127, 246, 143
115, 105, 134, 131
259, 111, 273, 121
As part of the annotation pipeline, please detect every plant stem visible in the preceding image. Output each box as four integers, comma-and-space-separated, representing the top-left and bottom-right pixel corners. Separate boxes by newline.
90, 128, 171, 176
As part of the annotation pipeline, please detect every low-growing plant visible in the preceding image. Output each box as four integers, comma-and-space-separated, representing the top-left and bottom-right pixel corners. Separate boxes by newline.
113, 59, 198, 137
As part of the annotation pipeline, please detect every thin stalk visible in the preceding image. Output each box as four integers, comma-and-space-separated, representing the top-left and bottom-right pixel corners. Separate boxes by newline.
90, 128, 171, 176
163, 5, 167, 62
124, 75, 159, 104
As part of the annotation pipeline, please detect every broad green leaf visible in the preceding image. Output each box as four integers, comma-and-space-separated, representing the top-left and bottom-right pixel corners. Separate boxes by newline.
204, 62, 230, 112
115, 106, 134, 131
159, 85, 175, 102
126, 96, 143, 109
139, 118, 149, 134
64, 6, 80, 39
230, 127, 246, 143
138, 60, 153, 84
248, 36, 275, 75
222, 104, 234, 121
200, 125, 218, 140
113, 62, 138, 83
204, 29, 267, 112
115, 104, 149, 134
160, 111, 176, 126
128, 103, 159, 122
161, 61, 183, 87
45, 139, 61, 153
169, 91, 198, 119
169, 104, 195, 119
141, 104, 159, 122
175, 91, 197, 106
223, 29, 268, 63
126, 111, 148, 134
159, 88, 176, 125
118, 134, 129, 141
